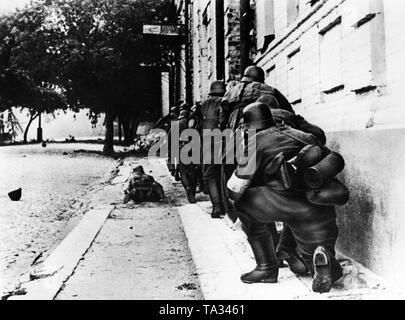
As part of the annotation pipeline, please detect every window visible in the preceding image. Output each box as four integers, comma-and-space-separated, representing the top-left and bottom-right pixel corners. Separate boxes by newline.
319, 17, 343, 93
307, 0, 321, 6
256, 0, 275, 53
287, 47, 301, 104
344, 0, 385, 92
202, 2, 211, 26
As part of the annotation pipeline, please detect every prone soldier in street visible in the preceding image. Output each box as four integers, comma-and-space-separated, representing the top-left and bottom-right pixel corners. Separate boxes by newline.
198, 81, 226, 218
227, 102, 349, 293
123, 165, 165, 204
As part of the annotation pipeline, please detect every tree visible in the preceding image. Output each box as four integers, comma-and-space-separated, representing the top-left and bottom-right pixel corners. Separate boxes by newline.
0, 8, 68, 142
1, 0, 180, 154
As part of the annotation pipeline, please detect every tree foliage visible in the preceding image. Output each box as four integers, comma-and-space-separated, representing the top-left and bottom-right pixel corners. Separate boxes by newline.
0, 0, 180, 153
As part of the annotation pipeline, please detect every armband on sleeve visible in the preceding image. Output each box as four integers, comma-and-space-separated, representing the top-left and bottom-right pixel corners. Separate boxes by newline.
227, 172, 251, 201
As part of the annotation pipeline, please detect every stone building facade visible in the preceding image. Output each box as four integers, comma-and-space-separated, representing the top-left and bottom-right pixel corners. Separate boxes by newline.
254, 0, 405, 289
191, 0, 241, 102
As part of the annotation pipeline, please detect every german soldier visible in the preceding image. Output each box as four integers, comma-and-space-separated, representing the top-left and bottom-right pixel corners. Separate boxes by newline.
123, 165, 165, 204
220, 66, 293, 245
177, 108, 198, 203
220, 65, 294, 131
227, 102, 345, 293
198, 81, 226, 218
257, 94, 328, 275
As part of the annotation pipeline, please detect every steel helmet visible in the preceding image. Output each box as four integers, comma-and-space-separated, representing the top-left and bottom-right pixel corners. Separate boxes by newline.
133, 165, 145, 177
179, 102, 190, 111
209, 81, 226, 96
170, 106, 180, 116
241, 65, 265, 83
178, 109, 190, 120
242, 102, 275, 131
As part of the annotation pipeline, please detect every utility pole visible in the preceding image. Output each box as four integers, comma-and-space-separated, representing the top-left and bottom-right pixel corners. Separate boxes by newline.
216, 0, 225, 81
240, 0, 251, 77
184, 0, 193, 105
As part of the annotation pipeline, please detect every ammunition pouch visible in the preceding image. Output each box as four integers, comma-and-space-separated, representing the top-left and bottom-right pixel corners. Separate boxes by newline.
292, 145, 327, 169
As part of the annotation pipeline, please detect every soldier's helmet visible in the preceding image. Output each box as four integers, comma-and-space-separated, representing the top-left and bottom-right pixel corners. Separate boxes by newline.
179, 102, 190, 111
178, 109, 190, 120
241, 65, 265, 83
209, 81, 226, 96
133, 165, 145, 177
257, 94, 280, 109
242, 102, 276, 131
169, 111, 178, 120
170, 106, 180, 116
176, 99, 184, 107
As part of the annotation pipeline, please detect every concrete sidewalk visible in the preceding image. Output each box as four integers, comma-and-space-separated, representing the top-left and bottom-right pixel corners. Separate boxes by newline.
179, 201, 396, 299
7, 157, 203, 300
5, 157, 400, 299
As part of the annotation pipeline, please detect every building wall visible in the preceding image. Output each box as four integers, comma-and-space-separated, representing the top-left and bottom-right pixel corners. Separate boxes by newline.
255, 0, 405, 289
192, 0, 240, 102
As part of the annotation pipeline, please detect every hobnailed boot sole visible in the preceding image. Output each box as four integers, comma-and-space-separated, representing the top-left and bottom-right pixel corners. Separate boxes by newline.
312, 249, 332, 293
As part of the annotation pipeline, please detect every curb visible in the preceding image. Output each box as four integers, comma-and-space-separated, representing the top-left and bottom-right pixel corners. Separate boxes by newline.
8, 207, 113, 300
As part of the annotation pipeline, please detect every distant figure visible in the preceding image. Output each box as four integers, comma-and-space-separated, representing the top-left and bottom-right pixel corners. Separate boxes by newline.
42, 141, 47, 147
123, 165, 165, 204
8, 188, 22, 201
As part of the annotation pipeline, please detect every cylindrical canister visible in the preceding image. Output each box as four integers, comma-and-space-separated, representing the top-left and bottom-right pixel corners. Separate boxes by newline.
293, 145, 325, 169
303, 151, 345, 189
306, 179, 349, 206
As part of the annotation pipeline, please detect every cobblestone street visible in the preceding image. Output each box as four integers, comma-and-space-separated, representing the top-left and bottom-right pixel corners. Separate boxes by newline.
0, 143, 117, 295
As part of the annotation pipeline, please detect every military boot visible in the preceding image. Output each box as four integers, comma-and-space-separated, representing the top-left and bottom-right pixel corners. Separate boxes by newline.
276, 226, 309, 276
206, 180, 224, 219
311, 246, 343, 293
241, 235, 279, 284
185, 187, 197, 204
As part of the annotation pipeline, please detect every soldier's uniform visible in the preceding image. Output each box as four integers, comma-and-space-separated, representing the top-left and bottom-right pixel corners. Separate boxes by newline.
199, 81, 226, 218
220, 66, 294, 131
259, 97, 328, 274
227, 102, 344, 293
177, 109, 198, 203
123, 166, 165, 203
220, 67, 292, 246
166, 106, 180, 178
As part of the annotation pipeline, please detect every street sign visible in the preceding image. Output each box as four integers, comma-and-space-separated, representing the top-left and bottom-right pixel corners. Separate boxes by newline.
143, 24, 184, 36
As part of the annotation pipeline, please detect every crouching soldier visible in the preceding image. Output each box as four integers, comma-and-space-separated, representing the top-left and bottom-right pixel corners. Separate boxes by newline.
123, 165, 165, 204
227, 102, 347, 293
257, 94, 328, 275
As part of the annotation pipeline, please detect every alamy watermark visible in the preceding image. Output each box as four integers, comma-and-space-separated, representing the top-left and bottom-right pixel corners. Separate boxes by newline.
148, 121, 257, 174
